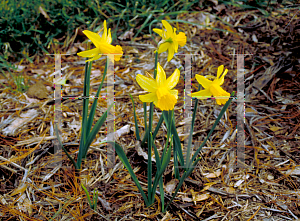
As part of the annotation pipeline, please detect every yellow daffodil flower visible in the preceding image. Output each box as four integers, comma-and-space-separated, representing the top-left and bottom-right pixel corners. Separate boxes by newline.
191, 65, 230, 105
136, 62, 180, 111
153, 20, 186, 62
77, 20, 123, 62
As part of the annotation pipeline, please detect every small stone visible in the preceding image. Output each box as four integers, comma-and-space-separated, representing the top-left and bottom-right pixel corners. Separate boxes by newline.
27, 81, 49, 99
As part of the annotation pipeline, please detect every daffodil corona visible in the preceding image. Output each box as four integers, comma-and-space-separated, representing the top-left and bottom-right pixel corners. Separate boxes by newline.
153, 20, 186, 62
136, 63, 180, 111
191, 65, 230, 105
77, 20, 123, 62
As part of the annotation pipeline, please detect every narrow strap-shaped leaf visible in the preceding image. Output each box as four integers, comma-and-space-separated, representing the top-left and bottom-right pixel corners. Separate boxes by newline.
151, 138, 165, 209
77, 61, 92, 169
142, 51, 158, 148
113, 141, 150, 206
189, 92, 235, 167
83, 61, 92, 140
48, 197, 74, 221
163, 111, 184, 167
151, 135, 172, 202
158, 176, 164, 212
93, 189, 98, 210
161, 110, 172, 163
86, 58, 109, 139
162, 111, 180, 178
141, 113, 164, 146
81, 184, 93, 208
143, 102, 148, 137
147, 131, 153, 202
83, 102, 114, 158
133, 13, 153, 41
153, 113, 164, 139
129, 93, 140, 140
185, 85, 201, 170
164, 157, 201, 212
152, 141, 161, 170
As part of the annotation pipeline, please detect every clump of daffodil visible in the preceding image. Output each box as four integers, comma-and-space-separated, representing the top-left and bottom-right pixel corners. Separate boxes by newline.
153, 20, 186, 62
77, 20, 123, 62
191, 65, 230, 105
136, 62, 180, 111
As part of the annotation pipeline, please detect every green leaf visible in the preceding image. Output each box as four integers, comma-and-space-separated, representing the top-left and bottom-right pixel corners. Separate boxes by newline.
113, 141, 150, 206
189, 91, 235, 167
129, 93, 140, 140
141, 113, 164, 147
81, 184, 93, 209
163, 111, 184, 168
164, 157, 201, 212
83, 102, 114, 158
86, 58, 109, 141
133, 13, 153, 41
151, 135, 172, 202
77, 61, 92, 169
147, 130, 153, 202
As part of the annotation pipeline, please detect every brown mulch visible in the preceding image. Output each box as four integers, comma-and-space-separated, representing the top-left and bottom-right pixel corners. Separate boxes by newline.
1, 3, 300, 221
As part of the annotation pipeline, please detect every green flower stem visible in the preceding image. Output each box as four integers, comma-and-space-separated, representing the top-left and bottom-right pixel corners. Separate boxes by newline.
162, 111, 184, 178
85, 58, 109, 144
141, 112, 164, 147
77, 60, 92, 169
143, 102, 148, 138
113, 140, 150, 206
147, 51, 158, 202
163, 92, 235, 212
188, 92, 235, 168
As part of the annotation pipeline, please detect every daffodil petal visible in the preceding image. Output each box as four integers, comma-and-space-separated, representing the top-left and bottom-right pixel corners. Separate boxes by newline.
157, 42, 169, 54
166, 69, 180, 89
83, 30, 102, 49
173, 41, 178, 53
156, 63, 166, 87
217, 65, 224, 79
102, 20, 107, 40
162, 20, 173, 35
195, 75, 212, 89
215, 68, 228, 85
209, 84, 230, 98
169, 89, 178, 99
176, 32, 186, 47
153, 28, 163, 37
139, 92, 157, 103
136, 74, 157, 92
86, 54, 102, 62
107, 28, 112, 44
167, 46, 175, 61
77, 48, 100, 57
190, 89, 212, 99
